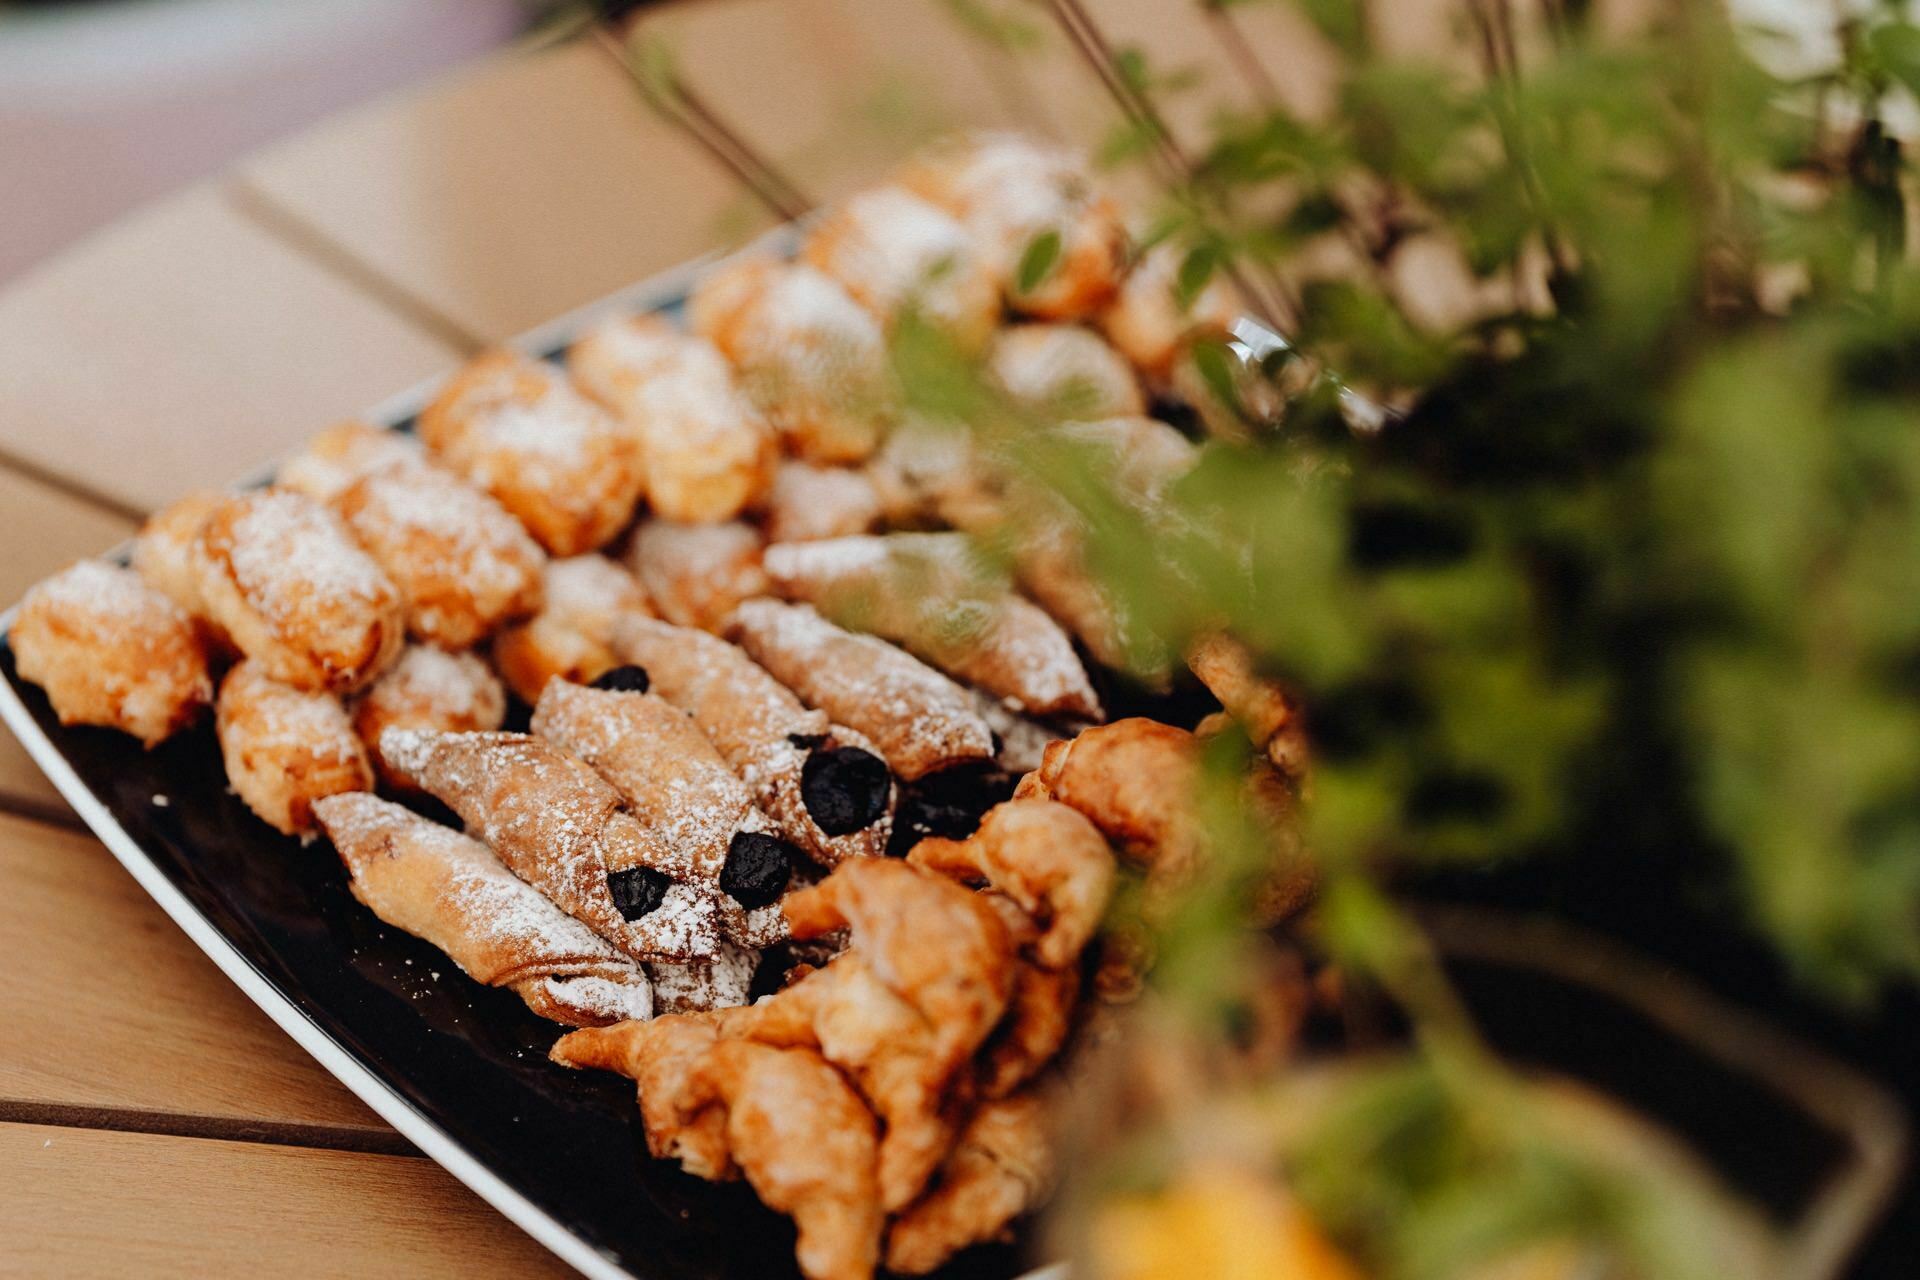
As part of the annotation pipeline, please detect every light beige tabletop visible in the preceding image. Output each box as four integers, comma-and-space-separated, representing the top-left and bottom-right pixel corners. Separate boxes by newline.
0, 2, 1354, 1272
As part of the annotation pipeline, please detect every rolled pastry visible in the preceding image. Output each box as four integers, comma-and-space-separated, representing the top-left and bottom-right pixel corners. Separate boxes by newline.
12, 560, 212, 746
314, 791, 654, 1026
216, 659, 371, 837
276, 421, 419, 502
1100, 236, 1242, 384
531, 680, 800, 948
130, 492, 222, 622
491, 554, 653, 704
351, 646, 507, 789
762, 459, 883, 545
802, 187, 1001, 352
379, 727, 728, 961
899, 132, 1127, 321
726, 599, 997, 780
331, 459, 546, 649
622, 517, 768, 634
762, 533, 1102, 722
648, 942, 758, 1016
986, 323, 1145, 422
190, 487, 406, 694
884, 1091, 1055, 1276
689, 256, 895, 464
611, 614, 895, 865
569, 315, 774, 524
417, 349, 644, 556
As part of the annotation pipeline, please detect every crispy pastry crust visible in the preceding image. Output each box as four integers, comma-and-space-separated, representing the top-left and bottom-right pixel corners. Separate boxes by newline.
417, 350, 644, 556
130, 492, 223, 625
351, 646, 506, 790
623, 518, 768, 634
611, 614, 895, 865
884, 1091, 1056, 1275
314, 792, 653, 1026
802, 188, 1001, 353
216, 659, 371, 837
332, 459, 546, 649
490, 554, 652, 704
727, 600, 996, 781
762, 459, 884, 545
13, 560, 213, 747
276, 420, 419, 502
190, 488, 406, 694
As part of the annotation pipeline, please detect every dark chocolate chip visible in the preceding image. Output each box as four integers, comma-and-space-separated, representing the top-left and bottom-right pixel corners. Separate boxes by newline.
592, 665, 651, 694
801, 746, 892, 835
721, 832, 795, 908
607, 866, 671, 919
786, 732, 829, 749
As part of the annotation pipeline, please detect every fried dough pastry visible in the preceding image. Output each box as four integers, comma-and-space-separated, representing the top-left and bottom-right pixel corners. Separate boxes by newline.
728, 600, 997, 781
803, 187, 1001, 352
987, 323, 1145, 422
553, 1022, 883, 1280
885, 1091, 1056, 1275
13, 560, 213, 747
351, 646, 506, 790
130, 492, 222, 625
611, 615, 895, 866
899, 132, 1128, 321
314, 792, 654, 1025
689, 256, 895, 465
532, 680, 798, 949
417, 350, 644, 556
276, 420, 419, 501
191, 488, 405, 694
763, 459, 884, 544
1187, 632, 1307, 776
973, 892, 1081, 1100
216, 659, 371, 837
762, 534, 1102, 723
1100, 237, 1242, 383
648, 941, 758, 1015
909, 797, 1116, 970
622, 517, 768, 633
331, 459, 546, 649
1014, 718, 1206, 889
570, 314, 775, 523
379, 727, 726, 961
490, 554, 652, 704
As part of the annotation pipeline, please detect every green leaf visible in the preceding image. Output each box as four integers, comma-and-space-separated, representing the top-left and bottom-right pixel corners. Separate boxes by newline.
1176, 242, 1221, 308
1015, 229, 1063, 296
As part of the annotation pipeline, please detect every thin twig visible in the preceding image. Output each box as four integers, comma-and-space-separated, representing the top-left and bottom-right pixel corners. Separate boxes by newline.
1201, 1, 1282, 110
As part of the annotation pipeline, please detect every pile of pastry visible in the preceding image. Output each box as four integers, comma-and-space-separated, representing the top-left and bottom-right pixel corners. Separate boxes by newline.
8, 133, 1301, 1279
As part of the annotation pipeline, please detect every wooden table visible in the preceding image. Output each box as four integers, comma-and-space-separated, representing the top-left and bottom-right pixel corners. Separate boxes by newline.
0, 3, 1366, 1273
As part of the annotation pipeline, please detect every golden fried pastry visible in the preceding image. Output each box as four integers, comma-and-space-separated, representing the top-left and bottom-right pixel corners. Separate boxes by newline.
862, 417, 994, 530
980, 945, 1080, 1100
1187, 632, 1307, 776
379, 727, 728, 961
762, 533, 1102, 722
803, 187, 1001, 352
276, 421, 419, 501
622, 517, 768, 634
553, 1022, 884, 1280
130, 492, 222, 623
986, 323, 1145, 422
885, 1091, 1056, 1275
331, 459, 545, 649
900, 132, 1128, 321
12, 560, 213, 747
216, 659, 371, 837
1100, 238, 1243, 384
1014, 718, 1205, 890
416, 349, 644, 556
611, 615, 895, 866
490, 554, 652, 704
314, 792, 653, 1025
690, 256, 895, 464
351, 646, 506, 790
910, 797, 1116, 970
728, 600, 997, 781
968, 689, 1061, 775
532, 680, 798, 950
569, 314, 775, 523
763, 459, 883, 544
190, 488, 406, 695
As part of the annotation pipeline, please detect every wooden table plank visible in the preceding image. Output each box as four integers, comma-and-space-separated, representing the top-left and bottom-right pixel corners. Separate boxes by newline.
239, 38, 766, 347
0, 811, 390, 1141
1, 1123, 571, 1279
0, 183, 460, 516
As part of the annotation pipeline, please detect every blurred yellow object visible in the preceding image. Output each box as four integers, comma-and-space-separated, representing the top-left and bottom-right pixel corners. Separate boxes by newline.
1088, 1164, 1365, 1280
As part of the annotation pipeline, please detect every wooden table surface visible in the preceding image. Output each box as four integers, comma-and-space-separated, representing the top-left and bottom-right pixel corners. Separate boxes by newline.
0, 3, 1367, 1273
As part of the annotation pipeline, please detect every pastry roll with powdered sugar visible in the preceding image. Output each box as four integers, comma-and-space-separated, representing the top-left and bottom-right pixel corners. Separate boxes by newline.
313, 792, 654, 1027
350, 646, 507, 791
761, 533, 1102, 723
761, 459, 883, 545
802, 187, 1002, 353
610, 614, 895, 866
378, 727, 729, 962
725, 600, 997, 782
622, 518, 768, 634
216, 659, 371, 838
